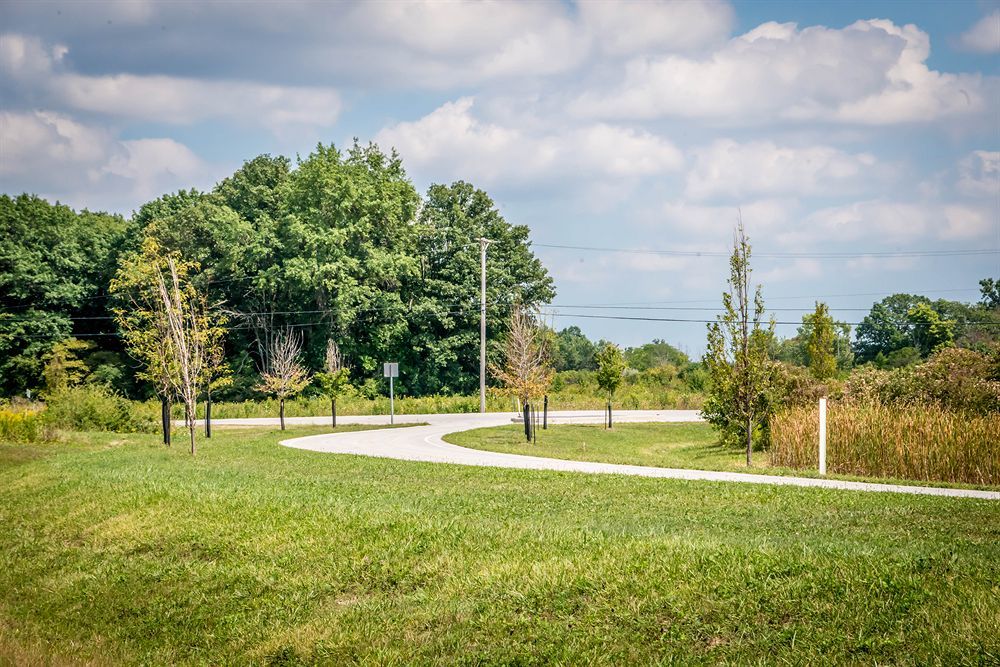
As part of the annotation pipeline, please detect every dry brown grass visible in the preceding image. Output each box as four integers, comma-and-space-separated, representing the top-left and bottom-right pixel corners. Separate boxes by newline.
770, 403, 1000, 486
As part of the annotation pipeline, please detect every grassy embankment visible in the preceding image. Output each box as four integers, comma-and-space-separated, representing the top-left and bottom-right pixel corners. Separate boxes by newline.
2, 424, 998, 664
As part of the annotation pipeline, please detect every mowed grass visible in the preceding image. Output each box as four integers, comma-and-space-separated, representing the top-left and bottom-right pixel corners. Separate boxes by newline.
1, 426, 999, 665
445, 422, 1000, 491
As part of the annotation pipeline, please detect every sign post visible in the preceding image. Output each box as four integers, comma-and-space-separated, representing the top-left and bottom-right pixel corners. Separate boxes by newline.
383, 362, 399, 424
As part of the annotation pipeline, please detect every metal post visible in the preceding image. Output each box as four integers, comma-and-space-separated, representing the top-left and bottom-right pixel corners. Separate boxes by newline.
390, 375, 395, 425
543, 395, 548, 429
479, 237, 491, 413
819, 397, 827, 475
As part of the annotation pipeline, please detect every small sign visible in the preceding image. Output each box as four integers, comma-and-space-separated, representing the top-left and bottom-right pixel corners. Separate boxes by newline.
383, 362, 399, 378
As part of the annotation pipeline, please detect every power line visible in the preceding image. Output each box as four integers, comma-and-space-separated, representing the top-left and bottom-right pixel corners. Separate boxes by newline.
533, 242, 1000, 259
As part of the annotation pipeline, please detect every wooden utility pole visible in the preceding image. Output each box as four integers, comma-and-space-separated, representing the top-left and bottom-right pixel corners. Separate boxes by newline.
479, 237, 492, 413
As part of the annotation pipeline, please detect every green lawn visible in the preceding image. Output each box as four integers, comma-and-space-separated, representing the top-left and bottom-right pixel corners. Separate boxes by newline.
445, 422, 1000, 491
2, 426, 998, 664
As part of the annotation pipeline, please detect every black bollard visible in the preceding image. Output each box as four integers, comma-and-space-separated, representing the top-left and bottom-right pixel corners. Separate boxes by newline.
543, 395, 548, 430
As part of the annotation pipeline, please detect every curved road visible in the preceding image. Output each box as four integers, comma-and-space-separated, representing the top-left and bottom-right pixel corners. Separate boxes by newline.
210, 410, 998, 500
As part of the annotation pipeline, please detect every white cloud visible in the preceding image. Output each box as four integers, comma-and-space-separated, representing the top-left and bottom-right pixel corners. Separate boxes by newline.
0, 34, 341, 130
572, 19, 996, 125
579, 1, 734, 55
685, 139, 886, 200
787, 199, 996, 245
0, 110, 218, 212
959, 10, 1000, 54
659, 198, 797, 241
375, 98, 683, 188
957, 150, 1000, 198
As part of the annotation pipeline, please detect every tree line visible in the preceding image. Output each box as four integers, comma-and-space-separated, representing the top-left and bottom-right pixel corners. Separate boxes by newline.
1, 142, 554, 400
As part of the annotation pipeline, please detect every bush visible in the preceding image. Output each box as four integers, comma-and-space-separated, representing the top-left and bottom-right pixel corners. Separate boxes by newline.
0, 401, 56, 442
771, 403, 1000, 486
845, 346, 1000, 415
43, 385, 158, 433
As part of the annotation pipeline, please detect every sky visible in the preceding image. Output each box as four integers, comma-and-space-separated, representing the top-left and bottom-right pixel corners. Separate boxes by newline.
1, 0, 998, 355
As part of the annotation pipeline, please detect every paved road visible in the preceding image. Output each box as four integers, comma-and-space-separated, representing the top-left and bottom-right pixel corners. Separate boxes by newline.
209, 410, 999, 500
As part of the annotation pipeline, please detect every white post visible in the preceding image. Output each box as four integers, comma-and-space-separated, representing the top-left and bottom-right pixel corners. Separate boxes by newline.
389, 375, 395, 425
818, 397, 827, 476
479, 237, 491, 413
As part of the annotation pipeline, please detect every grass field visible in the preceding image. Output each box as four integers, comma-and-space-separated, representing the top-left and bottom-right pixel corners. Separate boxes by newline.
2, 425, 999, 664
445, 422, 1000, 491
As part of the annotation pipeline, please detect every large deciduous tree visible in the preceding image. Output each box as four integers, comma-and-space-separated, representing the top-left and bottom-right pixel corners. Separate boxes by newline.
413, 181, 555, 394
0, 195, 134, 395
703, 221, 773, 466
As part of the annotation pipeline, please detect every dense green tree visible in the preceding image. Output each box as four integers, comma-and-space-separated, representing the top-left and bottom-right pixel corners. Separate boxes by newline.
624, 339, 689, 371
853, 294, 931, 363
552, 326, 597, 371
410, 181, 555, 394
0, 195, 134, 395
907, 303, 956, 356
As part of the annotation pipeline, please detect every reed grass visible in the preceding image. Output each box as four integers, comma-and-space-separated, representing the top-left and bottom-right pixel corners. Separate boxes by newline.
770, 403, 1000, 486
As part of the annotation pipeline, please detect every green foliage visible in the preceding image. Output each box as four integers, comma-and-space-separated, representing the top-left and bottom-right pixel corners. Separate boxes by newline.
411, 181, 555, 393
805, 302, 837, 380
0, 194, 135, 395
594, 342, 626, 399
906, 302, 956, 356
551, 326, 597, 371
702, 224, 773, 456
41, 338, 92, 394
42, 385, 157, 433
980, 277, 999, 309
845, 345, 1000, 415
623, 339, 689, 371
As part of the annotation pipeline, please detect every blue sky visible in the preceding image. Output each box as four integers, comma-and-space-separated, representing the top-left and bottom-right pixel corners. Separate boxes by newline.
1, 0, 998, 354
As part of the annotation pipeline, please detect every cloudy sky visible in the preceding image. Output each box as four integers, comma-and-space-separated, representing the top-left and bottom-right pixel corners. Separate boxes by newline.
1, 0, 998, 353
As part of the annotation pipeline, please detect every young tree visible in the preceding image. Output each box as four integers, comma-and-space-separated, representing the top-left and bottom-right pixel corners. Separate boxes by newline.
41, 338, 92, 394
490, 306, 553, 442
702, 220, 773, 466
156, 258, 209, 455
112, 238, 185, 447
595, 342, 626, 428
315, 339, 351, 428
256, 329, 311, 430
805, 302, 837, 380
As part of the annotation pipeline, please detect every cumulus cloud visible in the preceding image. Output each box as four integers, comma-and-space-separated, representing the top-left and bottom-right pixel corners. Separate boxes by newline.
375, 98, 683, 188
0, 34, 341, 130
785, 199, 996, 245
685, 139, 887, 200
0, 1, 734, 90
572, 19, 996, 125
578, 1, 734, 55
957, 150, 1000, 197
959, 10, 1000, 54
0, 110, 219, 212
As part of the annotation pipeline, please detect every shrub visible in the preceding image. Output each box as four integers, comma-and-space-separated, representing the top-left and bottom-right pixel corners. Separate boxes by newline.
0, 401, 56, 442
42, 385, 157, 433
771, 403, 999, 486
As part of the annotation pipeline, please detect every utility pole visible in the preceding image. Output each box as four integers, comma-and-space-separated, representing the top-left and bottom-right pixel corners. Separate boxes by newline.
479, 237, 492, 413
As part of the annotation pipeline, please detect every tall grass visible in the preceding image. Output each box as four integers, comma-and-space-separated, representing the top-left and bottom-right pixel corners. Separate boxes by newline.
771, 403, 1000, 486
